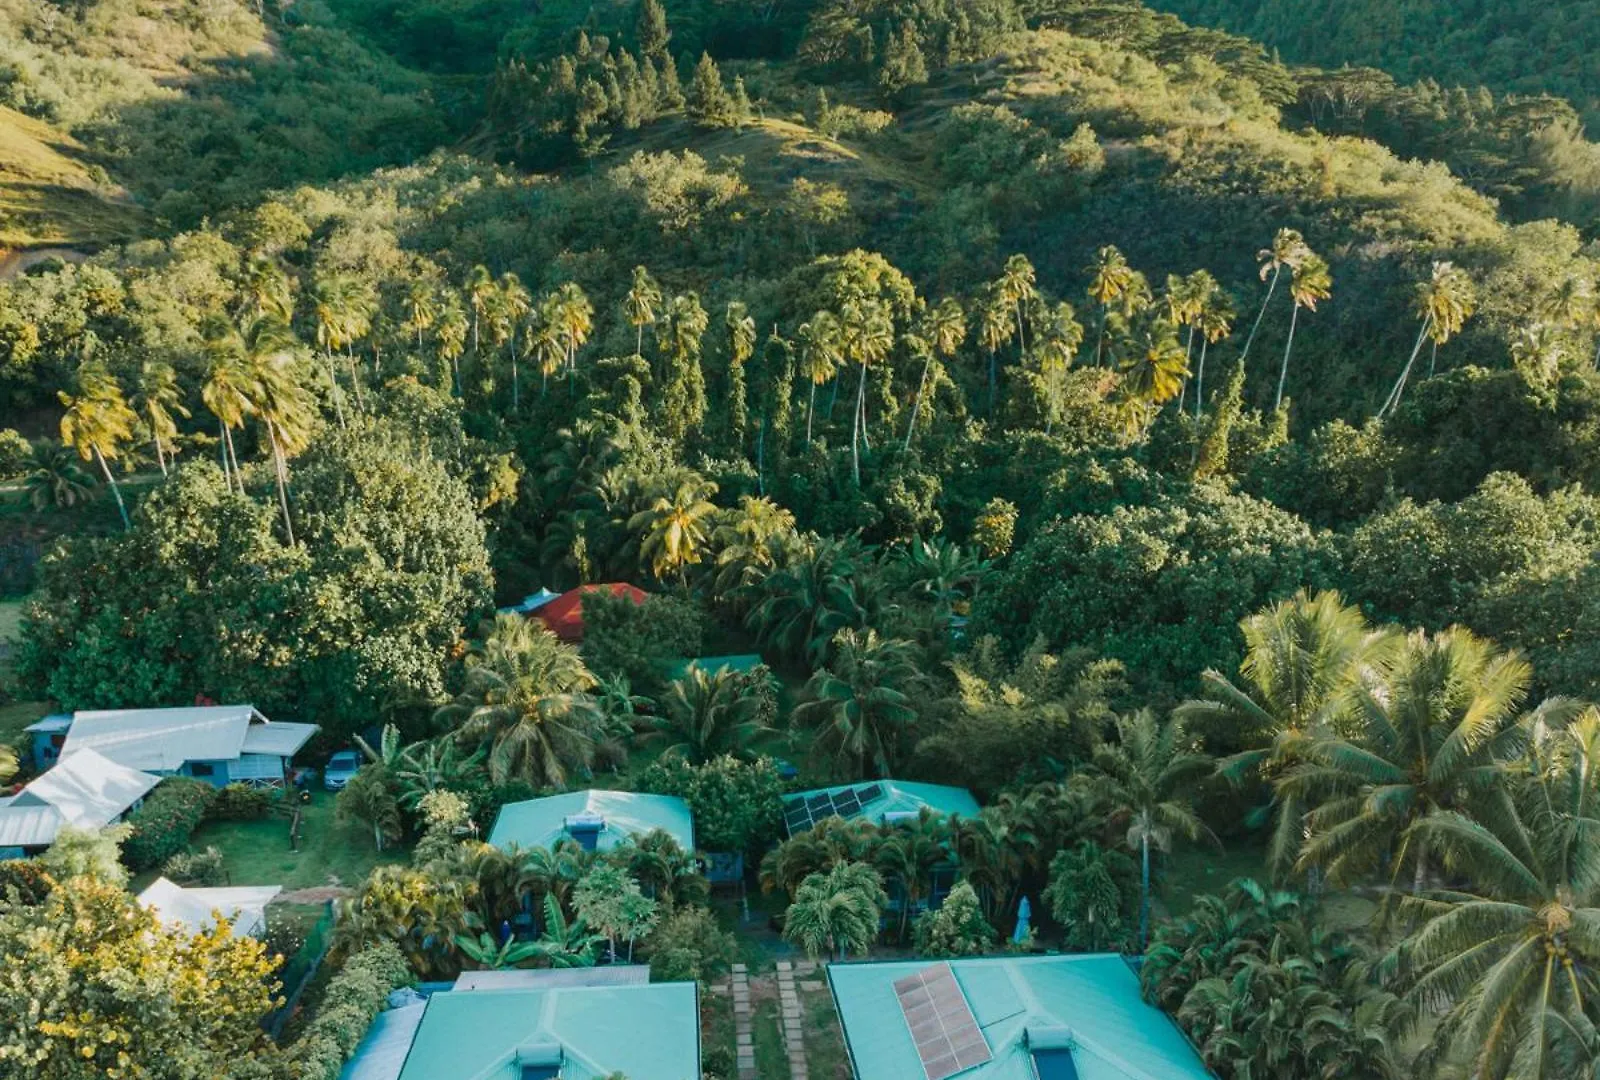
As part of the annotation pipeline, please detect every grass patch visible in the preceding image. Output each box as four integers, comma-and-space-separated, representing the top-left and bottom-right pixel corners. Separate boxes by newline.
1158, 838, 1272, 918
803, 988, 851, 1080
0, 600, 24, 644
0, 699, 48, 748
752, 998, 789, 1080
182, 790, 409, 891
0, 106, 142, 252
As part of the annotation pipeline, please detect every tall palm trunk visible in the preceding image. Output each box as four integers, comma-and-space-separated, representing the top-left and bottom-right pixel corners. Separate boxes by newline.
268, 423, 295, 547
1274, 303, 1300, 411
152, 436, 168, 478
217, 420, 233, 492
223, 425, 243, 487
1178, 325, 1195, 413
93, 443, 130, 530
511, 350, 520, 410
904, 353, 932, 451
852, 363, 867, 486
345, 346, 366, 413
1094, 308, 1108, 367
324, 352, 348, 429
636, 324, 644, 358
1240, 266, 1281, 364
827, 375, 840, 419
1194, 338, 1210, 419
987, 347, 998, 414
806, 382, 817, 444
1380, 314, 1434, 418
1138, 830, 1151, 951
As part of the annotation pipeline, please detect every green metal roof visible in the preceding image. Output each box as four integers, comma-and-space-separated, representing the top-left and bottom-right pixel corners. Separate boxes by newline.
395, 983, 700, 1080
828, 955, 1214, 1080
487, 790, 694, 853
666, 654, 766, 679
788, 780, 980, 827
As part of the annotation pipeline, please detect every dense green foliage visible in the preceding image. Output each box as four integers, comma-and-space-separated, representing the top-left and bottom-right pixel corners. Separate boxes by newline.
122, 777, 216, 872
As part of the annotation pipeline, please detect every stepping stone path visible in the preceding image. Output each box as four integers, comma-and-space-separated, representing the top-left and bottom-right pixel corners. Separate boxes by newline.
776, 961, 807, 1080
731, 964, 756, 1080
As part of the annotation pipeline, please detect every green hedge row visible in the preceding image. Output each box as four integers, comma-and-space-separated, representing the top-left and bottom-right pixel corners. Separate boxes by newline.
122, 777, 215, 872
285, 942, 412, 1080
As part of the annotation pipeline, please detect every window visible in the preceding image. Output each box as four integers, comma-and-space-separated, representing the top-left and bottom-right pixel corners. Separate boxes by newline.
189, 762, 216, 777
519, 1067, 559, 1080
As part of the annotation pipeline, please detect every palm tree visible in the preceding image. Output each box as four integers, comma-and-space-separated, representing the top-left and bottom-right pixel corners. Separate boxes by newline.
890, 535, 988, 631
782, 861, 887, 960
243, 256, 294, 322
1379, 261, 1476, 418
1190, 276, 1236, 418
747, 538, 870, 667
793, 628, 921, 779
499, 272, 532, 409
1390, 710, 1600, 1079
436, 294, 469, 395
1176, 590, 1393, 882
627, 474, 719, 584
552, 282, 594, 380
997, 254, 1038, 355
130, 360, 189, 477
434, 614, 603, 787
797, 311, 842, 444
1087, 245, 1135, 366
1242, 228, 1311, 364
873, 811, 951, 943
653, 665, 773, 763
403, 279, 439, 350
310, 274, 362, 425
1272, 254, 1332, 412
623, 265, 663, 359
239, 316, 316, 545
465, 264, 495, 355
57, 363, 138, 530
1073, 710, 1216, 948
1117, 318, 1188, 427
23, 441, 95, 511
526, 304, 565, 399
201, 336, 257, 494
1295, 627, 1546, 894
711, 494, 798, 602
976, 285, 1013, 413
905, 296, 965, 449
838, 298, 895, 486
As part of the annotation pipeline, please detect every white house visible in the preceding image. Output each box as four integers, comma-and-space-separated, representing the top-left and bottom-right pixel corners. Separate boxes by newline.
35, 705, 319, 788
137, 876, 283, 938
0, 748, 160, 858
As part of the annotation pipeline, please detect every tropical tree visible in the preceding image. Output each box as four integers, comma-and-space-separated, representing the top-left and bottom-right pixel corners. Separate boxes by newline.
627, 474, 719, 584
839, 298, 895, 485
624, 265, 663, 358
653, 665, 775, 763
336, 765, 404, 851
552, 281, 594, 380
874, 810, 952, 943
782, 860, 887, 960
498, 272, 533, 408
1191, 276, 1236, 417
436, 294, 469, 395
23, 440, 95, 511
465, 264, 495, 355
1274, 253, 1332, 411
1117, 318, 1188, 430
1087, 245, 1136, 366
793, 628, 921, 778
905, 296, 965, 449
1379, 261, 1477, 418
797, 311, 842, 443
1176, 589, 1391, 881
748, 538, 871, 666
402, 278, 439, 350
1073, 710, 1216, 948
434, 615, 602, 788
239, 315, 316, 544
57, 363, 137, 530
1389, 710, 1600, 1078
1241, 228, 1311, 364
657, 293, 710, 440
975, 284, 1013, 413
131, 360, 189, 478
574, 864, 659, 962
243, 254, 294, 322
912, 880, 997, 957
711, 495, 798, 602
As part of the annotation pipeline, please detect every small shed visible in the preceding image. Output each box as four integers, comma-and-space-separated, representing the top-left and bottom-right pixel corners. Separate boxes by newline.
488, 790, 694, 854
533, 583, 648, 642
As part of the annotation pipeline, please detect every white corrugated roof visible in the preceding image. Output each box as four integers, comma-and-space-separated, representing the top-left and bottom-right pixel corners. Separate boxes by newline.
59, 705, 316, 772
0, 748, 159, 849
137, 877, 283, 937
240, 721, 319, 757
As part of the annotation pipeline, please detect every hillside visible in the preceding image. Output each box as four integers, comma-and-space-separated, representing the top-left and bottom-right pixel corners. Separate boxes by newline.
1147, 0, 1600, 122
0, 105, 140, 252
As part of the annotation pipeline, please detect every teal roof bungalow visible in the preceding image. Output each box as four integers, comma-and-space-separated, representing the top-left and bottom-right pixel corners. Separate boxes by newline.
828, 955, 1214, 1080
340, 970, 700, 1080
665, 654, 766, 680
781, 780, 980, 837
488, 790, 694, 854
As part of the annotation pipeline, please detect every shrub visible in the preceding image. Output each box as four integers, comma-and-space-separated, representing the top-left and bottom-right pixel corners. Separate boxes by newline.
0, 859, 54, 905
912, 882, 997, 958
207, 782, 276, 821
0, 429, 30, 479
285, 942, 413, 1080
162, 846, 227, 886
581, 591, 706, 697
640, 753, 785, 853
123, 778, 216, 872
645, 905, 738, 984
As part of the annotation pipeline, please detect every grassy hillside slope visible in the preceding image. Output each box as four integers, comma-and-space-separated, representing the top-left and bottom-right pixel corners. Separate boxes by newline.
0, 105, 140, 251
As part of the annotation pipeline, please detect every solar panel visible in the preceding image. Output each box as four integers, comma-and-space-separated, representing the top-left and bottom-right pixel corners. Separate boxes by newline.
856, 783, 884, 805
806, 794, 833, 814
893, 963, 991, 1080
784, 806, 812, 834
831, 790, 862, 817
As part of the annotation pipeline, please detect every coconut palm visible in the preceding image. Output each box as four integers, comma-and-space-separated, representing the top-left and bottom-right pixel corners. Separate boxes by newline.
498, 272, 533, 408
976, 284, 1013, 413
436, 294, 469, 395
797, 311, 843, 443
1073, 710, 1217, 948
874, 810, 951, 943
57, 363, 138, 530
623, 265, 663, 359
782, 861, 887, 960
243, 255, 294, 322
403, 279, 439, 350
240, 316, 316, 545
1176, 590, 1394, 882
793, 628, 921, 779
552, 281, 594, 378
201, 333, 257, 493
1379, 261, 1477, 418
434, 614, 602, 788
1191, 276, 1236, 418
130, 360, 189, 477
997, 254, 1038, 352
903, 296, 965, 450
747, 538, 871, 666
1117, 318, 1188, 427
1274, 254, 1332, 411
465, 264, 495, 355
759, 816, 880, 899
1087, 245, 1136, 367
526, 305, 566, 399
1242, 228, 1311, 364
1389, 709, 1600, 1079
23, 441, 95, 511
627, 474, 719, 584
1294, 628, 1555, 894
653, 665, 774, 763
711, 494, 798, 601
839, 298, 895, 486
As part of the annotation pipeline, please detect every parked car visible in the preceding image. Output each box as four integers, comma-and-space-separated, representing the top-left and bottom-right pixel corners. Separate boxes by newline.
323, 750, 363, 791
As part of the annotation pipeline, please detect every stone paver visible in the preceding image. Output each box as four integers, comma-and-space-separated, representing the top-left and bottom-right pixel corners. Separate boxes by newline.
729, 967, 758, 1080
775, 965, 808, 1080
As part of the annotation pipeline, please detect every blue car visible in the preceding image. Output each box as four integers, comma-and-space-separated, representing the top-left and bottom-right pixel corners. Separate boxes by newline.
323, 750, 363, 791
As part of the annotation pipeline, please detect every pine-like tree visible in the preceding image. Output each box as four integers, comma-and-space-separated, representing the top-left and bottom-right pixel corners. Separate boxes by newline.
686, 52, 734, 127
636, 0, 670, 60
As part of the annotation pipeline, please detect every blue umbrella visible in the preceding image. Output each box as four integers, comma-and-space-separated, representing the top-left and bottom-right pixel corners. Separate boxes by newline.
1013, 896, 1032, 945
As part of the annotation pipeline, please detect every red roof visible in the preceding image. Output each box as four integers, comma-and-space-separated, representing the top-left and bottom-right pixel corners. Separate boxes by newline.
533, 583, 649, 642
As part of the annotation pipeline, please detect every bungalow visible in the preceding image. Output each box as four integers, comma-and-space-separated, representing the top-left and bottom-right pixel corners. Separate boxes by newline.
827, 955, 1215, 1080
488, 790, 694, 854
0, 748, 160, 858
780, 780, 981, 837
32, 704, 319, 788
137, 877, 283, 938
340, 968, 699, 1080
532, 583, 648, 642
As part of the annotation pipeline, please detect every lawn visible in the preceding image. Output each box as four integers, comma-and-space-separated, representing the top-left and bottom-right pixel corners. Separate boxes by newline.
180, 790, 410, 892
0, 599, 24, 645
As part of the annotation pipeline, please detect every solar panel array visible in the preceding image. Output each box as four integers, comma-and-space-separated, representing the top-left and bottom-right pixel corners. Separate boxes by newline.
781, 783, 884, 835
893, 963, 992, 1080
